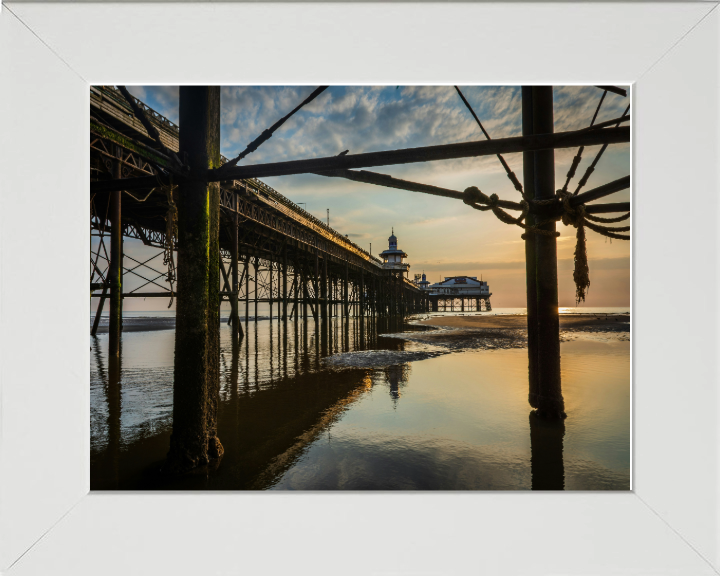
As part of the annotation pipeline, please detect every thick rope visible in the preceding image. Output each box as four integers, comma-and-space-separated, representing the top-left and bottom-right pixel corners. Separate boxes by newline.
464, 184, 630, 304
463, 186, 559, 239
584, 211, 630, 224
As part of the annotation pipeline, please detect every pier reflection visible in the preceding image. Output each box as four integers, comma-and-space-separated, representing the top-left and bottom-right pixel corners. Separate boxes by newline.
529, 410, 565, 490
92, 336, 122, 489
91, 315, 393, 490
90, 314, 586, 491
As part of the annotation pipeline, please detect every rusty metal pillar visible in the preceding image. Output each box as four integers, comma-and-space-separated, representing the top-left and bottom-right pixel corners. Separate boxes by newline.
108, 146, 123, 357
532, 86, 565, 419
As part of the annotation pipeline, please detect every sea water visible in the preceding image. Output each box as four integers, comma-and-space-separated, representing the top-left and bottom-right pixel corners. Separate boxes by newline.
90, 310, 630, 490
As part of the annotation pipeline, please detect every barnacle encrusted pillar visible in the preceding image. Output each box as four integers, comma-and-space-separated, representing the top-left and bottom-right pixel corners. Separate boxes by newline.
166, 86, 223, 472
532, 86, 566, 419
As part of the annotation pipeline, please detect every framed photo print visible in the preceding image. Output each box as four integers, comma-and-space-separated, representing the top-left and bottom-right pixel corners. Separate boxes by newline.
1, 2, 718, 574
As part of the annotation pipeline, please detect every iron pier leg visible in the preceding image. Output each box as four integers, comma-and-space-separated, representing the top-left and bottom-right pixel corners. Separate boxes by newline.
532, 86, 565, 419
245, 255, 250, 326
523, 86, 540, 408
230, 201, 242, 338
108, 147, 123, 357
344, 262, 349, 317
321, 253, 328, 319
282, 249, 288, 321
254, 257, 259, 321
360, 270, 365, 318
167, 86, 223, 472
269, 257, 273, 321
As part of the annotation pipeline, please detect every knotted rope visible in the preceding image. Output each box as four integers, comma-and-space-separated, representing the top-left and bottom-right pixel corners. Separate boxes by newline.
463, 185, 630, 305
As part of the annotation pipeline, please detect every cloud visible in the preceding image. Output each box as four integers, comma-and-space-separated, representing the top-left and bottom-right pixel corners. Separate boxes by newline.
122, 85, 631, 307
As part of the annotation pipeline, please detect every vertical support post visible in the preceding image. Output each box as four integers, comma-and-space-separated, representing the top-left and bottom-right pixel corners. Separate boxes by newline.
321, 252, 328, 319
522, 86, 540, 408
269, 257, 273, 320
167, 86, 223, 472
245, 255, 250, 325
303, 263, 309, 320
230, 194, 242, 338
293, 257, 299, 320
344, 262, 350, 317
314, 249, 320, 320
254, 257, 259, 321
359, 269, 365, 317
282, 248, 288, 320
532, 86, 565, 419
108, 147, 123, 356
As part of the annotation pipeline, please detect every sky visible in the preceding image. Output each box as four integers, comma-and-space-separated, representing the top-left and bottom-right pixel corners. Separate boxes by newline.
104, 85, 630, 311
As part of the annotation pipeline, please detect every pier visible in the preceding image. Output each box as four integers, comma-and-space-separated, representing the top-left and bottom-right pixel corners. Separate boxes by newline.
90, 84, 630, 471
90, 85, 429, 339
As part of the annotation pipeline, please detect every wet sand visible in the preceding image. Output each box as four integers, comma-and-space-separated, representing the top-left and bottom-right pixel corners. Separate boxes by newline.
417, 313, 630, 331
94, 318, 176, 333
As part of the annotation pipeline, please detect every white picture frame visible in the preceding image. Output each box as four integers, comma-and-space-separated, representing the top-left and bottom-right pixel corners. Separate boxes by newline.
1, 2, 718, 574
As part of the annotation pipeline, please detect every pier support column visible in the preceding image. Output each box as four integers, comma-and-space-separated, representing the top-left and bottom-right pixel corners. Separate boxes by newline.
269, 257, 273, 320
523, 86, 540, 409
282, 249, 288, 320
321, 253, 328, 319
230, 199, 242, 339
245, 255, 250, 325
167, 86, 224, 472
344, 262, 350, 317
254, 257, 259, 321
108, 148, 123, 357
360, 270, 365, 317
532, 86, 565, 419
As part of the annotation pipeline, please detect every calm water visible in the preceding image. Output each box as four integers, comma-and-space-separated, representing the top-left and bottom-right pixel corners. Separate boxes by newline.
90, 311, 630, 490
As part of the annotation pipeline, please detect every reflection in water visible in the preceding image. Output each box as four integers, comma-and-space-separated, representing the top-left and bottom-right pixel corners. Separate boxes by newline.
384, 364, 409, 404
92, 336, 122, 489
90, 316, 629, 490
529, 410, 565, 490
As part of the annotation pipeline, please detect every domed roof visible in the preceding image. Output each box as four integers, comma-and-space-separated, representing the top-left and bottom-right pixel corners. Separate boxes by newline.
388, 227, 397, 242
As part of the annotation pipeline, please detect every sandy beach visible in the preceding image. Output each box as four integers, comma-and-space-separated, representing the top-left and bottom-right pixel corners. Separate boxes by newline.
417, 313, 630, 331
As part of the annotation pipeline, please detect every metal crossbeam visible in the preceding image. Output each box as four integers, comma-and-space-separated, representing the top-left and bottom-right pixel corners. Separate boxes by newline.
90, 126, 630, 193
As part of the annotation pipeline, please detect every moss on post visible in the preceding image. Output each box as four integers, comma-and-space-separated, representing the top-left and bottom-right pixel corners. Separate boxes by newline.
166, 87, 223, 473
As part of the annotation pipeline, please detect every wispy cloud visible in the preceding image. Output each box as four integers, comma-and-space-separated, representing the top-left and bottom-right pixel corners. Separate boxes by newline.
123, 85, 631, 307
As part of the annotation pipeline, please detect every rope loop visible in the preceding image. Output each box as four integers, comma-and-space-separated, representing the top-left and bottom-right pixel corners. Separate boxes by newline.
464, 184, 630, 306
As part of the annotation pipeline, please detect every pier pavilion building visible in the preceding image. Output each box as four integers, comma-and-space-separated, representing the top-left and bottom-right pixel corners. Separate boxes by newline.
421, 275, 492, 312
